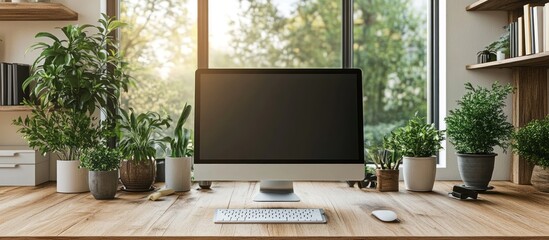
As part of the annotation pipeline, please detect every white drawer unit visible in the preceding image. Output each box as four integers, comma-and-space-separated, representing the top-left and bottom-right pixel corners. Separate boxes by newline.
0, 146, 49, 186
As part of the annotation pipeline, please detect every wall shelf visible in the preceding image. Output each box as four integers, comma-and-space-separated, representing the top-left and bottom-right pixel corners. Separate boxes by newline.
466, 52, 549, 69
0, 105, 32, 112
466, 0, 549, 11
0, 3, 78, 21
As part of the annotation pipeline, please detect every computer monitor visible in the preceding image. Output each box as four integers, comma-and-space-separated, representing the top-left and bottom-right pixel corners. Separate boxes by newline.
194, 69, 364, 202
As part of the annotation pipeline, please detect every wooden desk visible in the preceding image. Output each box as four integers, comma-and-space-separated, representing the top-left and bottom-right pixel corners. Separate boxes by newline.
0, 181, 548, 239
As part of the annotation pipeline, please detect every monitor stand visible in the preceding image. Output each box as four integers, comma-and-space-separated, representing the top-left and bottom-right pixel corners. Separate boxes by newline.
253, 180, 300, 202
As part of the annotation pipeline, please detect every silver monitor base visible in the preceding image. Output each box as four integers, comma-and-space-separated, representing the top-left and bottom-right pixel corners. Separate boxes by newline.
253, 181, 301, 202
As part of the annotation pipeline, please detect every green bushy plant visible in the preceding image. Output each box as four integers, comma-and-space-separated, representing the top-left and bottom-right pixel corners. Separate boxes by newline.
513, 116, 549, 168
80, 144, 121, 172
166, 103, 192, 158
117, 108, 171, 163
445, 82, 514, 154
390, 114, 445, 157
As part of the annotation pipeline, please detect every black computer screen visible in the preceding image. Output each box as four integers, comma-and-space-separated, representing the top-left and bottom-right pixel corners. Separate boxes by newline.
195, 69, 363, 164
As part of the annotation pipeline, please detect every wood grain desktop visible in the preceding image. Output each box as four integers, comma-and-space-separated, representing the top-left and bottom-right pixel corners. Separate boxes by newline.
0, 181, 548, 239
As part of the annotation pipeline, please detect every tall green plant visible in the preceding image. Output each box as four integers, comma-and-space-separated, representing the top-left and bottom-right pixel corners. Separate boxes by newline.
445, 82, 514, 154
117, 108, 170, 163
390, 114, 445, 157
25, 14, 130, 115
13, 15, 130, 160
167, 103, 192, 157
513, 116, 549, 168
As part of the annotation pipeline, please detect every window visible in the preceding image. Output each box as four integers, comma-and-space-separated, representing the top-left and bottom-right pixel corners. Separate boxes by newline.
119, 0, 197, 134
118, 0, 434, 149
354, 0, 430, 146
209, 0, 342, 68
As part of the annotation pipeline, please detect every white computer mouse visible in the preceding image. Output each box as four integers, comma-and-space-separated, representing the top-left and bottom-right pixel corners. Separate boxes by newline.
372, 210, 398, 222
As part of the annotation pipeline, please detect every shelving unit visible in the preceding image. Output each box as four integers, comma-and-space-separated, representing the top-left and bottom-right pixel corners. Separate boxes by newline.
466, 0, 549, 185
0, 3, 78, 21
0, 105, 32, 112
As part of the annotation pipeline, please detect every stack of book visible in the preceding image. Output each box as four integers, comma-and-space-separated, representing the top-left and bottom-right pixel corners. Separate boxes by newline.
512, 3, 549, 57
0, 62, 30, 106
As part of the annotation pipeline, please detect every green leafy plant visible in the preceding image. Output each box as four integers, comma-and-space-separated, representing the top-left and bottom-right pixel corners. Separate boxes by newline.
166, 103, 192, 157
80, 144, 121, 172
25, 14, 130, 116
513, 116, 549, 168
445, 82, 514, 154
13, 15, 130, 161
117, 108, 171, 163
13, 105, 101, 160
390, 114, 445, 157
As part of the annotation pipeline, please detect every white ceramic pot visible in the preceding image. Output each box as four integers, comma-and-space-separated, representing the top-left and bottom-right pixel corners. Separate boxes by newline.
496, 50, 506, 61
403, 156, 436, 192
165, 156, 192, 192
57, 160, 89, 193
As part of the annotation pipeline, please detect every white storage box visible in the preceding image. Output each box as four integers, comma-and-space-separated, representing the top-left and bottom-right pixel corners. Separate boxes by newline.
0, 146, 49, 186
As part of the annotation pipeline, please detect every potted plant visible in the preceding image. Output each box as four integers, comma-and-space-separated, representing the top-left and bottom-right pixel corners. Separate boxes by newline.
12, 15, 130, 193
513, 116, 549, 192
165, 103, 193, 192
117, 108, 170, 191
390, 114, 445, 191
14, 107, 101, 193
368, 139, 402, 192
80, 143, 121, 200
445, 82, 513, 190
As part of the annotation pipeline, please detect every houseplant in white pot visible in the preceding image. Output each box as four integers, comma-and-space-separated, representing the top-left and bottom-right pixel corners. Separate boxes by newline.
13, 15, 130, 193
80, 143, 121, 199
445, 82, 513, 190
390, 114, 445, 191
118, 108, 170, 191
513, 116, 549, 192
165, 103, 193, 192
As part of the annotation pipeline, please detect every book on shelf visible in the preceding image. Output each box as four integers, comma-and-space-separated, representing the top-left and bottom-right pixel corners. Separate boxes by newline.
545, 3, 549, 52
0, 62, 31, 106
518, 16, 524, 56
0, 62, 7, 106
525, 4, 533, 55
510, 22, 515, 58
533, 6, 544, 53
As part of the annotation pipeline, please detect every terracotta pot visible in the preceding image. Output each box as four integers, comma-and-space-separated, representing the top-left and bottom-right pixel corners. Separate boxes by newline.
120, 159, 156, 191
531, 165, 549, 193
376, 169, 399, 192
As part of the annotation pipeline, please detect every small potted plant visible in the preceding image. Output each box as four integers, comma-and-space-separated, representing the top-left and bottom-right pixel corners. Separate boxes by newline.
165, 103, 193, 192
445, 82, 513, 190
368, 139, 401, 192
117, 108, 170, 191
80, 143, 121, 200
513, 116, 549, 192
390, 114, 445, 191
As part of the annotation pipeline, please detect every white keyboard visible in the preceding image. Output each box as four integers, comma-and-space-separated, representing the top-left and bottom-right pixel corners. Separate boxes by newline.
214, 208, 327, 224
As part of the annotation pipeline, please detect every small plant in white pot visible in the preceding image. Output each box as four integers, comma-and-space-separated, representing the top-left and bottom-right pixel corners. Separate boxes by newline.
445, 82, 513, 190
165, 103, 193, 192
513, 116, 549, 192
80, 144, 121, 200
390, 114, 445, 191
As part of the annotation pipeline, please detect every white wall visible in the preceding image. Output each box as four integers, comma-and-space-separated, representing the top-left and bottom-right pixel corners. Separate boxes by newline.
437, 0, 513, 180
0, 0, 106, 180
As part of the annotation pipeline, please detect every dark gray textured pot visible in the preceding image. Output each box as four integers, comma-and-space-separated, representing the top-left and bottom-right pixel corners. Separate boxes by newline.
457, 153, 496, 189
89, 170, 119, 200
